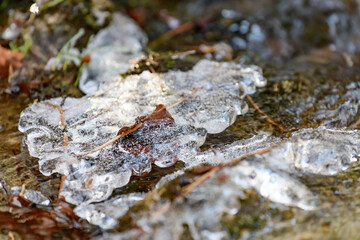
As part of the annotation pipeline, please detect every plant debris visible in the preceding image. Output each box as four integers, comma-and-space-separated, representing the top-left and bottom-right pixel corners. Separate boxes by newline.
0, 184, 94, 239
0, 46, 23, 78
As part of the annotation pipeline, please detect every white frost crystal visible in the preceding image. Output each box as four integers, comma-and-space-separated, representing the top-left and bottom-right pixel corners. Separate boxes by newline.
19, 60, 266, 204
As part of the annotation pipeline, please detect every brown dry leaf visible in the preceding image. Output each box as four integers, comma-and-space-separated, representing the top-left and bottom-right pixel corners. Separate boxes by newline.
0, 45, 24, 78
115, 104, 175, 155
0, 195, 89, 240
77, 104, 176, 157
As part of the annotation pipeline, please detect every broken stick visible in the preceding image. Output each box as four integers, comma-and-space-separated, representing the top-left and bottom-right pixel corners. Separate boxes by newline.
246, 95, 289, 133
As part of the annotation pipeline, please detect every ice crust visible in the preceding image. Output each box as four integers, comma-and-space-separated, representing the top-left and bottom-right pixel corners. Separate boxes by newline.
79, 12, 148, 94
19, 60, 266, 204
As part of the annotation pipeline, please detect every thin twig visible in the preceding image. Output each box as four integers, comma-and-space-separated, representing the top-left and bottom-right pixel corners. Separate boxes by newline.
76, 123, 143, 157
68, 104, 114, 128
19, 183, 25, 197
148, 22, 194, 49
8, 232, 15, 240
148, 64, 156, 73
58, 175, 66, 198
350, 118, 360, 129
7, 65, 14, 84
246, 95, 289, 133
183, 166, 221, 194
167, 88, 199, 109
171, 50, 196, 59
41, 102, 68, 146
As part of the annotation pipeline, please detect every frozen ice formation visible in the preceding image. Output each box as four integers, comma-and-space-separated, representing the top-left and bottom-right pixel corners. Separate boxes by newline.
194, 128, 360, 176
81, 59, 266, 133
19, 97, 206, 204
93, 160, 316, 239
259, 128, 360, 175
11, 186, 50, 206
18, 60, 266, 204
79, 12, 148, 94
314, 81, 360, 128
164, 60, 266, 133
81, 131, 319, 231
74, 193, 145, 230
87, 126, 360, 234
191, 134, 281, 167
227, 160, 317, 210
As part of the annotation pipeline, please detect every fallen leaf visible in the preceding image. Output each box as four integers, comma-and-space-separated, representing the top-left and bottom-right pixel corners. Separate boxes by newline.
126, 7, 147, 28
115, 104, 175, 156
0, 45, 23, 78
18, 78, 50, 95
0, 194, 89, 239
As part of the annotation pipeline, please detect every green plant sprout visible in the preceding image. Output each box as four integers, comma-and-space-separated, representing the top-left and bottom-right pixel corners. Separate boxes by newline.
9, 35, 33, 56
39, 0, 65, 11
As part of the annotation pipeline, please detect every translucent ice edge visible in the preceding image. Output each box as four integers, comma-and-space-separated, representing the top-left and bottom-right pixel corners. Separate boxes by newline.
19, 60, 266, 205
79, 12, 148, 94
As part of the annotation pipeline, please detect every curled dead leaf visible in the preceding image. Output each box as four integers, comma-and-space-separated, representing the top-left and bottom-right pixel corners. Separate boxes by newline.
114, 104, 176, 158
